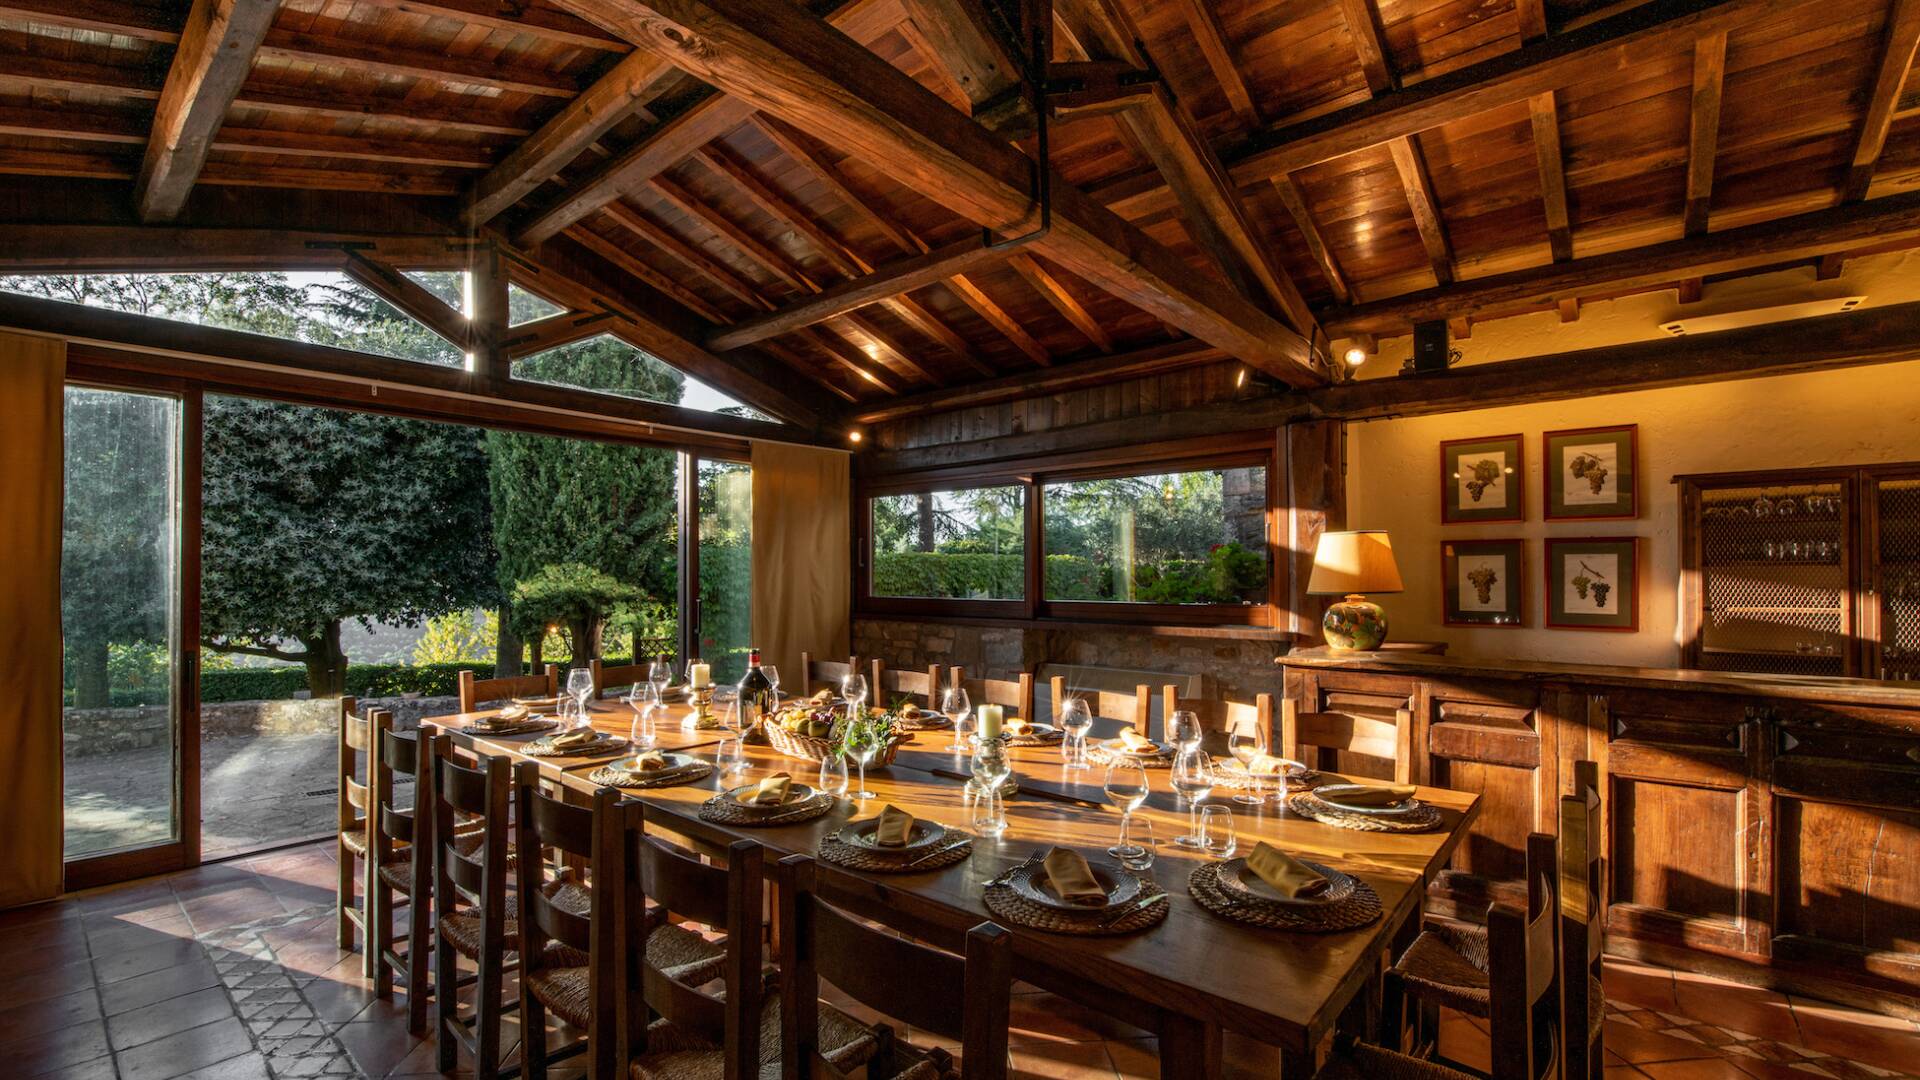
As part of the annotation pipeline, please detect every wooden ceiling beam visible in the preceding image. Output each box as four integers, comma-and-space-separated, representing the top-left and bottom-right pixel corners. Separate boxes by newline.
563, 224, 732, 323
1008, 253, 1113, 352
1322, 187, 1920, 336
0, 223, 477, 273
467, 49, 676, 227
1514, 0, 1551, 41
945, 272, 1051, 366
1684, 31, 1727, 236
1387, 135, 1453, 286
649, 172, 820, 295
335, 0, 628, 52
342, 253, 475, 349
1844, 0, 1920, 202
695, 143, 865, 277
600, 201, 772, 310
897, 0, 1021, 107
1271, 175, 1351, 304
884, 294, 996, 377
1166, 0, 1260, 129
552, 0, 1319, 386
802, 325, 904, 395
256, 28, 583, 98
135, 0, 277, 223
850, 337, 1223, 424
841, 311, 944, 386
1528, 92, 1573, 261
503, 309, 618, 360
1336, 0, 1396, 95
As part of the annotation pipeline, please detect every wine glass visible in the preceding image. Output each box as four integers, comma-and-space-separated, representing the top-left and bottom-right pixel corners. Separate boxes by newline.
762, 664, 781, 710
1104, 758, 1149, 860
625, 683, 659, 750
842, 673, 868, 716
1227, 722, 1267, 806
648, 658, 672, 700
1200, 806, 1237, 859
942, 686, 972, 752
1058, 696, 1092, 770
1169, 710, 1202, 754
970, 736, 1012, 836
1170, 750, 1215, 847
843, 712, 880, 801
566, 666, 595, 729
817, 750, 848, 798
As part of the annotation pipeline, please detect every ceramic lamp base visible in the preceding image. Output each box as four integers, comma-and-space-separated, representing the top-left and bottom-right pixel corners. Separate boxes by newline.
1323, 594, 1389, 651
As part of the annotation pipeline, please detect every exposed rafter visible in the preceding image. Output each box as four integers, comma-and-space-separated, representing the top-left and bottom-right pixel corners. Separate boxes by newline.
1845, 0, 1920, 201
1008, 253, 1113, 352
135, 0, 277, 222
1166, 0, 1261, 129
1528, 92, 1573, 261
342, 253, 473, 350
1388, 135, 1453, 286
1271, 175, 1352, 304
1684, 31, 1727, 236
1336, 0, 1395, 94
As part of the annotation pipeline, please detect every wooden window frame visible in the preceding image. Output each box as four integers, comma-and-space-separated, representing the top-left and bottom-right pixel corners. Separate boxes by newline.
854, 433, 1282, 629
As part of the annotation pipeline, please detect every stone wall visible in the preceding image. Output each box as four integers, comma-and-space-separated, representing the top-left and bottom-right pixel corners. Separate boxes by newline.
854, 617, 1289, 719
62, 694, 459, 758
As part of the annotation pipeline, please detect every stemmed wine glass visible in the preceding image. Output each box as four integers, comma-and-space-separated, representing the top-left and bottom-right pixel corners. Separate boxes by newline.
565, 666, 595, 732
942, 685, 972, 752
1170, 749, 1215, 847
842, 711, 880, 801
841, 673, 868, 717
1104, 758, 1150, 860
762, 664, 781, 710
1169, 710, 1202, 755
647, 658, 672, 700
1058, 696, 1092, 770
970, 733, 1012, 836
1227, 722, 1267, 806
625, 682, 660, 750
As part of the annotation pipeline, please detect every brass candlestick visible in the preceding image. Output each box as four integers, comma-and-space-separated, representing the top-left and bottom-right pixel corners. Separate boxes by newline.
683, 685, 720, 730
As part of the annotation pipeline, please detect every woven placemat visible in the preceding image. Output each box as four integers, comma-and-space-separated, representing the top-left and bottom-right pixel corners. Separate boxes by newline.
1188, 860, 1381, 932
819, 831, 974, 873
983, 880, 1168, 936
1288, 791, 1443, 833
699, 791, 836, 827
523, 734, 629, 758
1005, 728, 1064, 746
586, 761, 713, 789
893, 714, 952, 732
462, 717, 558, 738
1215, 764, 1324, 791
1087, 744, 1173, 769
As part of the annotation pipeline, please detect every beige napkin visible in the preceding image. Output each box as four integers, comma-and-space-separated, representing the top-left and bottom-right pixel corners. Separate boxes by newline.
1329, 784, 1417, 807
873, 804, 914, 847
1246, 842, 1330, 899
628, 751, 668, 772
811, 688, 835, 704
1042, 847, 1108, 905
1003, 716, 1032, 736
898, 704, 922, 720
1247, 753, 1292, 776
491, 703, 531, 722
1118, 727, 1156, 753
550, 727, 601, 750
748, 773, 793, 805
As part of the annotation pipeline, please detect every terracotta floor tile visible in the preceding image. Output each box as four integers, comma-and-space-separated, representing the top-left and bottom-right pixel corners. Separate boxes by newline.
1605, 958, 1681, 1014
1439, 1012, 1492, 1073
333, 1018, 428, 1077
0, 958, 98, 1009
1009, 1039, 1117, 1080
0, 900, 78, 933
85, 919, 198, 960
100, 959, 224, 1018
93, 939, 206, 987
178, 888, 287, 936
1669, 973, 1801, 1044
1787, 996, 1920, 1076
1606, 1068, 1653, 1079
106, 988, 236, 1052
1103, 1036, 1158, 1080
1602, 1019, 1720, 1065
169, 1052, 274, 1080
1007, 992, 1152, 1045
165, 867, 262, 901
0, 989, 104, 1048
115, 1018, 254, 1080
4, 1018, 114, 1078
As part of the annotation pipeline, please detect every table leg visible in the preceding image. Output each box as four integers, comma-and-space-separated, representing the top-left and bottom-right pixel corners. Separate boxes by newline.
1379, 890, 1423, 1052
1157, 1014, 1221, 1080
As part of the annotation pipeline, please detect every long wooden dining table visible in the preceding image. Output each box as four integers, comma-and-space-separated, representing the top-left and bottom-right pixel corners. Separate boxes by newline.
426, 701, 1482, 1078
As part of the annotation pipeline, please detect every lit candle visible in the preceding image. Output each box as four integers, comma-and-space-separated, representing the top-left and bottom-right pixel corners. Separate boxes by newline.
978, 704, 1003, 740
689, 663, 711, 689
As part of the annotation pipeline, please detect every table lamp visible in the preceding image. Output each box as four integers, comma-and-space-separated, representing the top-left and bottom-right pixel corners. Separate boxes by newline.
1307, 530, 1404, 651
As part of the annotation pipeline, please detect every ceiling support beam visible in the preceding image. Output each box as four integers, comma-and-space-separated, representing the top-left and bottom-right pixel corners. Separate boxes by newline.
852, 338, 1224, 424
551, 0, 1320, 386
564, 224, 732, 323
135, 0, 278, 222
1684, 31, 1727, 236
466, 50, 676, 227
255, 28, 582, 98
1388, 135, 1453, 285
1008, 253, 1113, 352
1272, 176, 1352, 303
342, 254, 473, 350
600, 202, 771, 311
1322, 187, 1920, 335
504, 309, 618, 360
1336, 0, 1396, 94
1166, 0, 1260, 129
898, 0, 1019, 107
1845, 0, 1920, 202
1527, 93, 1573, 261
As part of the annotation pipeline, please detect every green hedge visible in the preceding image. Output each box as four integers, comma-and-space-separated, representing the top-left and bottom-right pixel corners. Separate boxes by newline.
871, 552, 1106, 601
66, 656, 654, 708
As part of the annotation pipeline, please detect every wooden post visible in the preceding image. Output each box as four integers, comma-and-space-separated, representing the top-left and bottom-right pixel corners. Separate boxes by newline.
470, 241, 510, 387
1285, 420, 1346, 644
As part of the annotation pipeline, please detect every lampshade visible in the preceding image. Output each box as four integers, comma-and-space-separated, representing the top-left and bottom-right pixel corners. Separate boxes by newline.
1307, 530, 1404, 596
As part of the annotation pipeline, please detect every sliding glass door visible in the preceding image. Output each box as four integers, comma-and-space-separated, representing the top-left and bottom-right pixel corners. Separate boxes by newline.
61, 384, 198, 887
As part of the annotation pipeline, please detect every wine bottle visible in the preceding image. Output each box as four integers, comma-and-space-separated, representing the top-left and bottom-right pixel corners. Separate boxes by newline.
736, 648, 775, 728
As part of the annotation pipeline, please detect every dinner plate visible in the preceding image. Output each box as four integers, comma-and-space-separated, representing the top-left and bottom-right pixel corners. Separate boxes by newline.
513, 695, 561, 709
839, 816, 947, 853
613, 751, 698, 774
1004, 723, 1059, 739
1219, 857, 1358, 907
1007, 858, 1143, 912
725, 782, 817, 809
1103, 738, 1169, 758
1315, 783, 1422, 817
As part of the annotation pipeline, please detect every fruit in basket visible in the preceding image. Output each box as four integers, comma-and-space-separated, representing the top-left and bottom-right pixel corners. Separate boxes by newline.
804, 720, 832, 739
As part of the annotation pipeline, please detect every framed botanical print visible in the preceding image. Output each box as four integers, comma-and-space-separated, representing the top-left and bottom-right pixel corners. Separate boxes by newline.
1441, 539, 1525, 627
1440, 434, 1524, 524
1544, 425, 1638, 520
1545, 536, 1640, 631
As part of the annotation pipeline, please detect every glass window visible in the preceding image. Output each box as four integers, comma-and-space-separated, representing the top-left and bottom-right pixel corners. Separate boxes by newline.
1042, 464, 1268, 605
871, 485, 1025, 600
512, 334, 775, 421
697, 460, 752, 684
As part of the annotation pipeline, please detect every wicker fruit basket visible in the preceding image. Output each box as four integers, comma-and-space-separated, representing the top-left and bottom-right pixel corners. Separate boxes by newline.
758, 718, 912, 766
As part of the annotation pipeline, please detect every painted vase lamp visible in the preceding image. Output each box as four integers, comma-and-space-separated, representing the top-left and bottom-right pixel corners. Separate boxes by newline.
1307, 530, 1405, 651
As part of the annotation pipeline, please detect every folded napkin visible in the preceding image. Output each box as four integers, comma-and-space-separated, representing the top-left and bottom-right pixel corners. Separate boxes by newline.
1003, 716, 1032, 736
1041, 847, 1108, 905
1246, 753, 1293, 776
748, 773, 793, 805
898, 703, 922, 720
491, 703, 531, 722
549, 727, 602, 750
1329, 784, 1418, 807
811, 689, 835, 704
628, 751, 668, 772
1246, 842, 1330, 899
873, 804, 914, 847
1117, 727, 1157, 753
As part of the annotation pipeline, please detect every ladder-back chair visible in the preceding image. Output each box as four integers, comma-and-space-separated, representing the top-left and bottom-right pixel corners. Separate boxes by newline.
799, 652, 860, 697
334, 696, 368, 968
457, 663, 559, 713
430, 737, 518, 1080
369, 713, 440, 1033
870, 659, 944, 712
1280, 697, 1414, 784
1561, 761, 1604, 1080
951, 666, 1034, 723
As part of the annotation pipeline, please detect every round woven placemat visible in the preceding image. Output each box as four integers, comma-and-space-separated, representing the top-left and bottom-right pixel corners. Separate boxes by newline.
1087, 744, 1174, 769
1287, 791, 1443, 833
699, 791, 836, 827
819, 831, 973, 873
463, 717, 558, 738
1215, 764, 1323, 792
1188, 861, 1381, 932
586, 761, 713, 789
983, 880, 1168, 935
1005, 728, 1063, 746
523, 734, 629, 758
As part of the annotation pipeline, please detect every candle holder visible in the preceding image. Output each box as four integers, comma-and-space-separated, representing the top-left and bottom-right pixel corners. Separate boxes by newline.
682, 684, 720, 730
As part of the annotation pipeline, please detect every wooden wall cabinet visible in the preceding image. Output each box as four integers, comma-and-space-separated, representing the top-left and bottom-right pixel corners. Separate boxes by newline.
1280, 650, 1920, 1017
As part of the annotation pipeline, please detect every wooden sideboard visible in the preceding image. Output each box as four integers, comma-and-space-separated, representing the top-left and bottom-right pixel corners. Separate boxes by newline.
1277, 647, 1920, 1017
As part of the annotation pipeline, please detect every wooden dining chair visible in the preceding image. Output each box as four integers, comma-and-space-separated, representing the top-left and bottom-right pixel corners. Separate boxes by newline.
950, 665, 1034, 721
777, 853, 1013, 1080
590, 657, 650, 697
870, 659, 943, 711
334, 696, 370, 969
1280, 697, 1415, 783
1320, 837, 1562, 1080
457, 662, 560, 713
1561, 761, 1604, 1080
369, 714, 445, 1033
430, 736, 519, 1080
1047, 676, 1174, 739
1220, 694, 1276, 747
799, 652, 860, 697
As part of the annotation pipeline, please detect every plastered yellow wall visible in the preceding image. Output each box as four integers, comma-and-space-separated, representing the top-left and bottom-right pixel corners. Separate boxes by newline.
1342, 253, 1920, 666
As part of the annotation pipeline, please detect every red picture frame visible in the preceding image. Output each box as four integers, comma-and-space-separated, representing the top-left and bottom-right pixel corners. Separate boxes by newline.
1544, 536, 1641, 632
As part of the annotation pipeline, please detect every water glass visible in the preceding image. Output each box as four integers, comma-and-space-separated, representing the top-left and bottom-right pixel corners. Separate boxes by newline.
942, 686, 972, 752
1200, 806, 1237, 859
1104, 758, 1149, 860
842, 673, 869, 713
1118, 817, 1156, 871
1227, 724, 1267, 806
716, 736, 747, 778
817, 751, 849, 797
625, 684, 659, 750
843, 714, 881, 801
762, 665, 781, 709
1171, 750, 1215, 847
567, 666, 595, 719
1058, 696, 1092, 770
969, 781, 1007, 837
648, 659, 672, 699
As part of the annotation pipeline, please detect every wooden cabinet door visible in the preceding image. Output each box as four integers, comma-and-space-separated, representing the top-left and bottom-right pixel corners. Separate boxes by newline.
1604, 688, 1769, 962
1861, 468, 1920, 681
1418, 680, 1554, 916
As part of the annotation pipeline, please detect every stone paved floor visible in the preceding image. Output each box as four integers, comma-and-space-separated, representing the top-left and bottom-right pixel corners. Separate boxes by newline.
4, 840, 1919, 1079
66, 734, 339, 862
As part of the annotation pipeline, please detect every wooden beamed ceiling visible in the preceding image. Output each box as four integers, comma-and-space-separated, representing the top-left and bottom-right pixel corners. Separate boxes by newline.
1, 0, 1919, 421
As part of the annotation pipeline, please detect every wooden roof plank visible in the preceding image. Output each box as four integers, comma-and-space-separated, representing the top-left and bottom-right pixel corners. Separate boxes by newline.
339, 0, 628, 52
1685, 30, 1728, 236
1845, 0, 1920, 201
600, 200, 773, 311
564, 223, 734, 324
1009, 252, 1114, 352
650, 172, 821, 295
1387, 134, 1454, 285
1527, 91, 1573, 261
256, 27, 584, 98
136, 0, 278, 222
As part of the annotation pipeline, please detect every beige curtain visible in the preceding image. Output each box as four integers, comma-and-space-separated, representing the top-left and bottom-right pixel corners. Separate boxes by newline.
0, 332, 66, 908
749, 442, 851, 683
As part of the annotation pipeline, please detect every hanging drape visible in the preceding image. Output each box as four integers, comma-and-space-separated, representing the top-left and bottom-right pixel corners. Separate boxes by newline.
0, 331, 66, 908
749, 441, 851, 685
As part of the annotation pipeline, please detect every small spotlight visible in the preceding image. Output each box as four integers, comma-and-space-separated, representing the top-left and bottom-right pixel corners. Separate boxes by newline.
848, 430, 864, 444
1343, 347, 1368, 367
1235, 367, 1248, 388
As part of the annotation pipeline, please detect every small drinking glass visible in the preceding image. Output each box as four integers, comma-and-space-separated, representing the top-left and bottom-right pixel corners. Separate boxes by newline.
1169, 710, 1202, 755
1171, 750, 1215, 847
942, 685, 972, 752
1227, 724, 1267, 806
1104, 758, 1150, 860
1200, 806, 1237, 859
969, 781, 1007, 837
842, 673, 869, 714
1119, 817, 1156, 871
817, 751, 849, 797
1058, 697, 1093, 770
625, 683, 660, 750
716, 736, 747, 777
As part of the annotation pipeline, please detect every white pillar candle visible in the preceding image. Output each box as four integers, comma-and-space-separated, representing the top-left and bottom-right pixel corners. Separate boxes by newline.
978, 704, 1003, 740
689, 663, 711, 689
